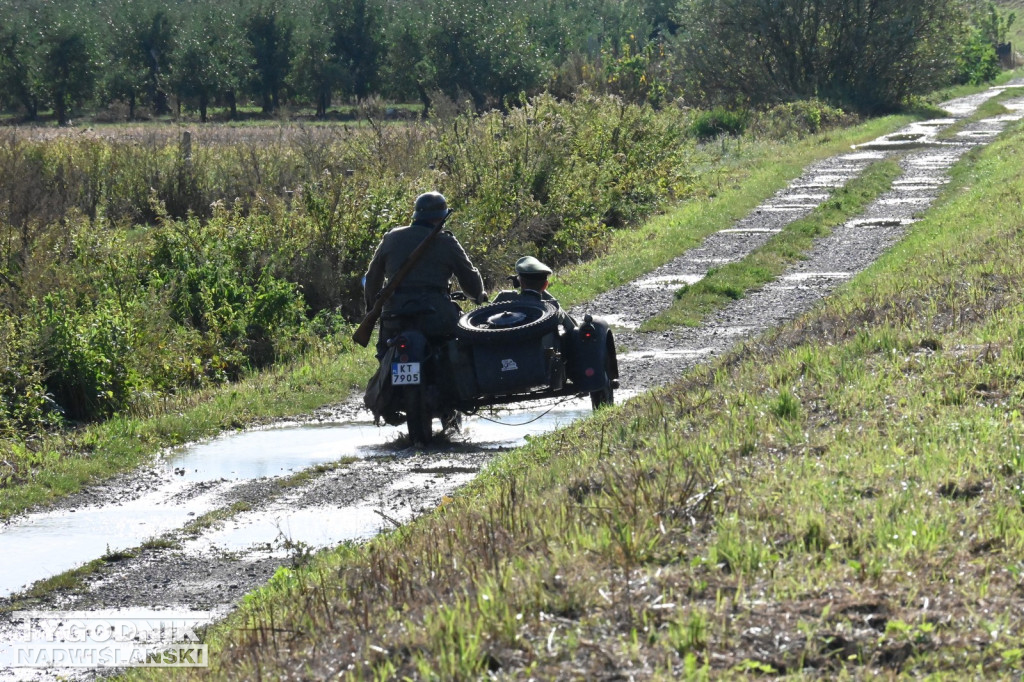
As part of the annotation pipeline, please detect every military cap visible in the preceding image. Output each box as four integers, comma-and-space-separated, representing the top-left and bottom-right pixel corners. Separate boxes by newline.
515, 256, 553, 276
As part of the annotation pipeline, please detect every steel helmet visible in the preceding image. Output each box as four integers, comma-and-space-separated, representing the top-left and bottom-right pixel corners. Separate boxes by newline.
412, 191, 452, 221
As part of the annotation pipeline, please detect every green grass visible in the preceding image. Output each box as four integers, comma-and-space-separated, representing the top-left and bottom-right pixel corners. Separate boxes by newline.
136, 116, 1024, 679
641, 158, 903, 331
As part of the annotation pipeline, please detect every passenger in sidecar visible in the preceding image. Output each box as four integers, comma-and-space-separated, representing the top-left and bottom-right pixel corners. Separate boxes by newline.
492, 256, 575, 332
446, 256, 618, 411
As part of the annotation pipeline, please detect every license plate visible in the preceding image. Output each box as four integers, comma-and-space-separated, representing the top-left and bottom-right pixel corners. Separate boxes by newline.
391, 362, 421, 385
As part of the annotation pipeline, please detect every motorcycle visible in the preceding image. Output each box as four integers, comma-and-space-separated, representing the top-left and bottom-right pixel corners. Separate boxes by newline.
366, 293, 619, 444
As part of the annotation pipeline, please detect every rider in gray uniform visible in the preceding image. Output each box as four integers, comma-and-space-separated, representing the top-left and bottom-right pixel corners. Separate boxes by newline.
364, 192, 488, 357
493, 256, 575, 331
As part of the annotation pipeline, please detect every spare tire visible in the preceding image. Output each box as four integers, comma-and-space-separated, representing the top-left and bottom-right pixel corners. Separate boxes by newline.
456, 300, 560, 343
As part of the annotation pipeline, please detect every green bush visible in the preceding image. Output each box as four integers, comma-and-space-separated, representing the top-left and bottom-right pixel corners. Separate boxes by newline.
689, 107, 750, 141
33, 294, 139, 421
149, 214, 311, 378
751, 100, 854, 139
954, 28, 1001, 85
0, 313, 61, 436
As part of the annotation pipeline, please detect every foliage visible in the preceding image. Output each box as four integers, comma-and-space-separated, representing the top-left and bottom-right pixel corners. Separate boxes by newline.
0, 312, 59, 437
0, 0, 1011, 119
33, 293, 138, 420
689, 107, 750, 141
672, 0, 975, 114
955, 27, 1003, 84
749, 99, 854, 139
973, 0, 1017, 45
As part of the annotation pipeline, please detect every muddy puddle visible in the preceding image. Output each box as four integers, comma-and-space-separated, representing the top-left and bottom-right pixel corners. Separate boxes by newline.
0, 400, 596, 600
635, 274, 705, 290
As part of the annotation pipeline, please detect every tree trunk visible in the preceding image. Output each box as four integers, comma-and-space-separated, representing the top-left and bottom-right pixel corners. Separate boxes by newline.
317, 88, 328, 118
55, 96, 69, 126
417, 83, 430, 119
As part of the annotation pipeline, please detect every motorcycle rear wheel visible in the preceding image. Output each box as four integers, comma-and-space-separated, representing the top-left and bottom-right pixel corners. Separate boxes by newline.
590, 352, 615, 411
404, 386, 434, 444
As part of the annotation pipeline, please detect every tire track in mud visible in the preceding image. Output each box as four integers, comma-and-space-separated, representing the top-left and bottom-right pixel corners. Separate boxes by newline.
2, 82, 1022, 679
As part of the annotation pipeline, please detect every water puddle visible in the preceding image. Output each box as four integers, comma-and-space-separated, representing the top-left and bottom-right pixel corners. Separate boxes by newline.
955, 130, 999, 138
0, 484, 222, 599
892, 178, 945, 189
713, 326, 757, 337
840, 152, 887, 161
908, 153, 962, 167
0, 399, 596, 599
780, 272, 852, 282
850, 120, 958, 150
878, 197, 930, 206
847, 217, 912, 229
853, 139, 938, 151
601, 314, 641, 330
167, 421, 393, 481
943, 99, 990, 117
783, 193, 829, 202
979, 115, 1024, 124
789, 182, 843, 190
191, 474, 460, 554
720, 227, 782, 234
193, 502, 404, 554
892, 185, 943, 193
686, 257, 733, 264
617, 348, 713, 362
635, 274, 705, 290
759, 204, 816, 212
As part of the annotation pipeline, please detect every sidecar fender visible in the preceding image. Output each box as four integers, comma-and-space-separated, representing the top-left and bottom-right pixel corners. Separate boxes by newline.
567, 315, 617, 392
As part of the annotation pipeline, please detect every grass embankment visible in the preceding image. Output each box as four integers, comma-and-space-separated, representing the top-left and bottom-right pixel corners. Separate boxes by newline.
152, 121, 1024, 677
0, 115, 913, 520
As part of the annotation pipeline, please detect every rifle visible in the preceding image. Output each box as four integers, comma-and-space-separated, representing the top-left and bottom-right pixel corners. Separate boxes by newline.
352, 210, 452, 347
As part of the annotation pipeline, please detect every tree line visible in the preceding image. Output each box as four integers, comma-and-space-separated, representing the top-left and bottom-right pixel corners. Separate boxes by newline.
0, 0, 1015, 125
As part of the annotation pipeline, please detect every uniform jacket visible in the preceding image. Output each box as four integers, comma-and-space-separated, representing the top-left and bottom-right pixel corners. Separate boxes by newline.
364, 221, 485, 338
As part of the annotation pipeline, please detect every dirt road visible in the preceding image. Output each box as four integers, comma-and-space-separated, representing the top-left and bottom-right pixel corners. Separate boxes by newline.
1, 82, 1022, 679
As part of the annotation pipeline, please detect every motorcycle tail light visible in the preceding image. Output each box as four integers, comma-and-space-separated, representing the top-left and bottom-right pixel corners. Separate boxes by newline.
580, 313, 597, 340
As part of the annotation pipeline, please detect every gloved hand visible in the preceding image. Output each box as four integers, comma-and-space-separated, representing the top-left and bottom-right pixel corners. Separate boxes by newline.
475, 292, 489, 304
